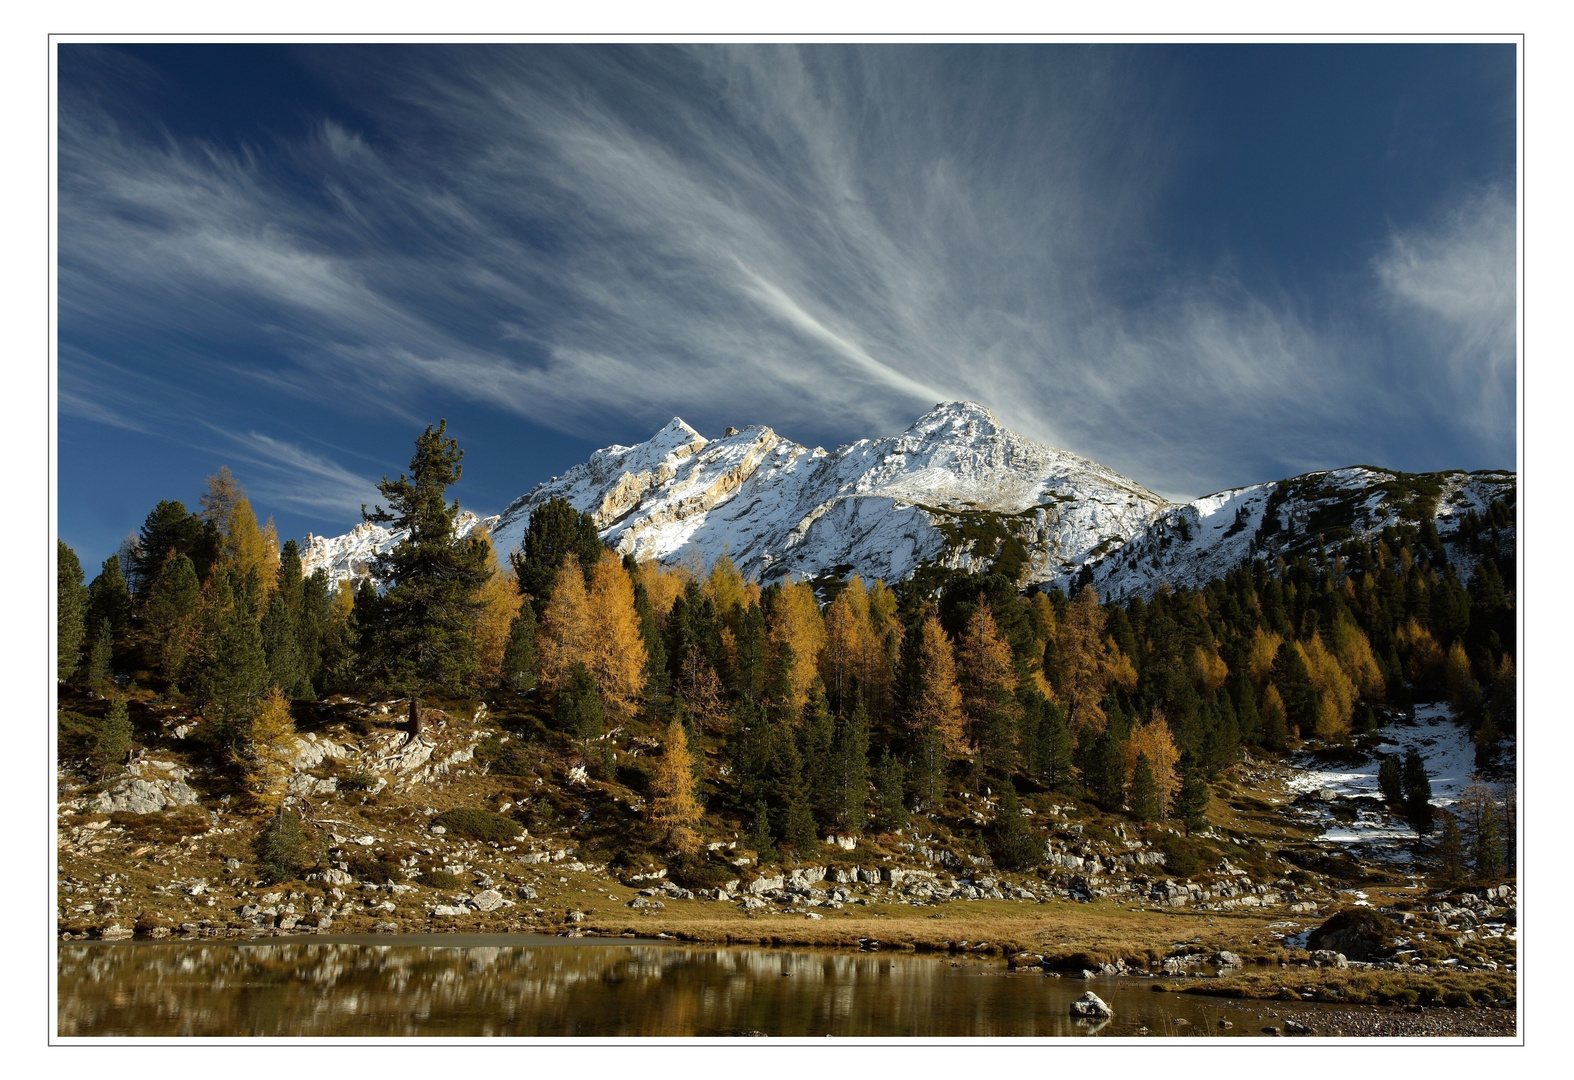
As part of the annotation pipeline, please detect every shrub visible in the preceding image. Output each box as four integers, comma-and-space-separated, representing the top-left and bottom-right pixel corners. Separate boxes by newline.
1158, 833, 1204, 877
347, 853, 399, 885
432, 807, 521, 843
338, 767, 378, 791
417, 869, 462, 889
475, 736, 533, 777
257, 808, 314, 883
668, 853, 737, 890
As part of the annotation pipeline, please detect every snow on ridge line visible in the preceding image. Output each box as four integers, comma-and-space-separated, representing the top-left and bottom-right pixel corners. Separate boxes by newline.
301, 401, 1171, 591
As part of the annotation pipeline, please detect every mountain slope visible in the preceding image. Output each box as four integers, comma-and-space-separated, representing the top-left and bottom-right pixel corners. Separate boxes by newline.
305, 402, 1172, 589
299, 404, 1515, 598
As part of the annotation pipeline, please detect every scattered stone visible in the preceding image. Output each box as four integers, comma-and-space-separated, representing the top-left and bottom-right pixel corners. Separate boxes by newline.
1069, 991, 1113, 1019
1284, 1020, 1315, 1036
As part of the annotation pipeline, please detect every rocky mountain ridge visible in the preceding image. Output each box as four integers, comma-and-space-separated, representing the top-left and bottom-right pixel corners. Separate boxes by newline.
300, 403, 1515, 598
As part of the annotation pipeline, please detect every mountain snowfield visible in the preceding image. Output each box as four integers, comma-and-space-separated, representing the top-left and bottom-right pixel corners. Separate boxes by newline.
300, 402, 1515, 597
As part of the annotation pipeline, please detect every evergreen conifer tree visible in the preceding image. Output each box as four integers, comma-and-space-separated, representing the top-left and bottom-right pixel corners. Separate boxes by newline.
1378, 754, 1405, 806
132, 500, 203, 595
143, 553, 201, 684
1270, 641, 1318, 736
989, 779, 1043, 870
631, 580, 669, 698
86, 555, 132, 643
1091, 728, 1126, 811
1177, 755, 1209, 836
874, 750, 908, 832
261, 591, 305, 700
1130, 752, 1160, 821
512, 496, 603, 609
363, 421, 493, 713
191, 567, 270, 750
832, 688, 871, 833
81, 616, 115, 693
554, 664, 605, 747
1403, 750, 1434, 832
58, 541, 89, 682
501, 601, 538, 692
93, 696, 133, 779
801, 691, 838, 827
297, 568, 331, 694
747, 798, 778, 864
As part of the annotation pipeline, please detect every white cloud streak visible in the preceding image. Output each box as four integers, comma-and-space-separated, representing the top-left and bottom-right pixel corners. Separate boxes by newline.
57, 46, 1517, 500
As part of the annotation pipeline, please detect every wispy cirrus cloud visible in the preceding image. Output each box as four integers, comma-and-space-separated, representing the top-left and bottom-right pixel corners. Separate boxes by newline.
58, 44, 1517, 511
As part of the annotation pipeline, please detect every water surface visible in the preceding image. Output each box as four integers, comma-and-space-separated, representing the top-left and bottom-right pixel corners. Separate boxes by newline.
58, 936, 1325, 1038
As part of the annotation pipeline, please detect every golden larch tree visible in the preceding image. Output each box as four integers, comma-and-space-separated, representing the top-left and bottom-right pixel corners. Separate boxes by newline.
1192, 646, 1230, 694
470, 525, 524, 686
909, 614, 967, 756
226, 498, 278, 602
536, 554, 593, 694
822, 576, 875, 702
244, 686, 297, 812
1246, 628, 1283, 686
1055, 585, 1130, 730
1301, 633, 1355, 740
1329, 616, 1385, 699
586, 549, 648, 717
767, 577, 827, 713
648, 718, 704, 854
957, 602, 1019, 747
1123, 710, 1181, 815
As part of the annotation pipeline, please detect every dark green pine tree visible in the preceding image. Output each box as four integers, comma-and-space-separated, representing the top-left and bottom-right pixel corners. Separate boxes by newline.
363, 421, 493, 714
554, 664, 605, 747
989, 778, 1043, 870
747, 798, 778, 864
731, 602, 768, 703
1233, 676, 1262, 746
85, 555, 132, 645
629, 579, 668, 699
1177, 754, 1210, 836
143, 553, 201, 684
58, 541, 90, 682
511, 496, 603, 611
831, 686, 871, 834
500, 601, 538, 692
81, 618, 114, 693
276, 539, 306, 625
1435, 815, 1466, 890
297, 568, 332, 695
1130, 752, 1160, 822
261, 590, 305, 699
191, 567, 270, 752
1378, 754, 1405, 807
1270, 640, 1319, 737
1403, 750, 1434, 833
773, 730, 818, 851
874, 750, 909, 832
1041, 700, 1074, 791
131, 500, 204, 596
801, 690, 838, 828
1091, 727, 1126, 812
93, 696, 134, 780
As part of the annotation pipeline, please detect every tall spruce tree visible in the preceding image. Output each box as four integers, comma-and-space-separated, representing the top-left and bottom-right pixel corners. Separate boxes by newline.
874, 750, 909, 831
261, 591, 306, 699
363, 421, 492, 719
1130, 752, 1160, 821
93, 696, 134, 780
1435, 815, 1466, 889
1473, 802, 1504, 880
832, 687, 871, 833
512, 496, 603, 610
501, 601, 538, 692
85, 555, 132, 645
191, 567, 270, 752
297, 568, 331, 694
81, 618, 114, 692
132, 500, 204, 596
1378, 754, 1405, 807
58, 541, 89, 682
1177, 754, 1210, 836
1403, 750, 1434, 833
144, 553, 201, 684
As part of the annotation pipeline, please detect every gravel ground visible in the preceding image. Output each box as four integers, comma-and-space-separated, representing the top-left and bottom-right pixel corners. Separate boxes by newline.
1265, 1006, 1517, 1038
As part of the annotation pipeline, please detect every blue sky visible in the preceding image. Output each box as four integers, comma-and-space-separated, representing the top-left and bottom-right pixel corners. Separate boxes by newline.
57, 43, 1517, 571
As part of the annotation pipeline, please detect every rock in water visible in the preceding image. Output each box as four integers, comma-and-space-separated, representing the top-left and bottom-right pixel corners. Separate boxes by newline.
1069, 991, 1113, 1019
